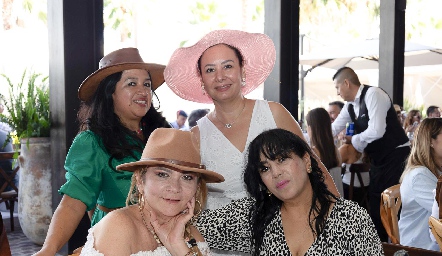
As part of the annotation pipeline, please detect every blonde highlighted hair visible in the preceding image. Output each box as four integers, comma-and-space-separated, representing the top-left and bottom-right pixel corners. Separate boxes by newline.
400, 118, 442, 182
126, 166, 207, 215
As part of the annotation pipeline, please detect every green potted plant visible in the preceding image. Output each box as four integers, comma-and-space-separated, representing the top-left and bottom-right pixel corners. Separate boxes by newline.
0, 69, 52, 245
0, 69, 50, 145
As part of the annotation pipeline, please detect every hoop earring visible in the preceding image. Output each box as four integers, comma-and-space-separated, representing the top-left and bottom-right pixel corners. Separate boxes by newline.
194, 199, 202, 217
152, 91, 161, 110
241, 77, 246, 87
190, 199, 203, 224
138, 192, 145, 211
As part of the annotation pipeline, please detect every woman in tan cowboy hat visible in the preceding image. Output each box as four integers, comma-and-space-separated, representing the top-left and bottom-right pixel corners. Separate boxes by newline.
79, 128, 223, 256
35, 48, 170, 256
164, 30, 339, 254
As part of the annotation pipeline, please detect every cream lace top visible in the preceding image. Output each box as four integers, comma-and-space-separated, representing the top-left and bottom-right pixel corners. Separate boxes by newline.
80, 227, 212, 256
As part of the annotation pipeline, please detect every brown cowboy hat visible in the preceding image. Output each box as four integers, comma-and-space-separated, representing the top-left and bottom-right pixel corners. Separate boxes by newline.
78, 47, 166, 101
117, 128, 224, 183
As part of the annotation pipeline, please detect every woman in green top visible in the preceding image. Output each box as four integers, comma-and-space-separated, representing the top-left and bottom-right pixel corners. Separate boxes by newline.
34, 48, 170, 256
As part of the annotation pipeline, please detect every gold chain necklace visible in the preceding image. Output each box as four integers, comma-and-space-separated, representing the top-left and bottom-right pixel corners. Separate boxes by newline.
139, 206, 163, 246
214, 101, 246, 129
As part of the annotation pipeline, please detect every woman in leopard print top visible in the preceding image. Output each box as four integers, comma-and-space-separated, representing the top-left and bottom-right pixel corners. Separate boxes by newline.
197, 128, 383, 255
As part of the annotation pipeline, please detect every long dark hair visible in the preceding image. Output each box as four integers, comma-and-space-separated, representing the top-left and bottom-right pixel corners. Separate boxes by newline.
403, 109, 421, 130
306, 107, 339, 169
77, 71, 169, 169
244, 128, 336, 255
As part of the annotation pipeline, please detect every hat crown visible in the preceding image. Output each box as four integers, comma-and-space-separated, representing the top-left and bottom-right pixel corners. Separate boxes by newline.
164, 29, 276, 104
116, 128, 224, 183
78, 47, 165, 101
99, 48, 144, 69
141, 128, 200, 165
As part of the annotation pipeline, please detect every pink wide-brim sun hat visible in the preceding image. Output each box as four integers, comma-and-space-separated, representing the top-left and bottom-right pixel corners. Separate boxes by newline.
164, 29, 276, 104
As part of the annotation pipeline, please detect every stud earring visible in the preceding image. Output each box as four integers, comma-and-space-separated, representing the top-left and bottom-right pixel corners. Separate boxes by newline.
241, 78, 246, 87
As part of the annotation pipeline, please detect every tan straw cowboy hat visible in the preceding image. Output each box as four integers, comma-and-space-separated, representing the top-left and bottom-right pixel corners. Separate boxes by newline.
78, 47, 166, 101
117, 128, 224, 183
164, 29, 276, 103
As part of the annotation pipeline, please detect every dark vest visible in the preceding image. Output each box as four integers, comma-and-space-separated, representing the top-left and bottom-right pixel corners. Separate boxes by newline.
348, 85, 408, 163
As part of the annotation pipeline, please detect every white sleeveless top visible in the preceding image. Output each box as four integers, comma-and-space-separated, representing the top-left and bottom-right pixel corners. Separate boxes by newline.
80, 228, 212, 256
198, 100, 277, 210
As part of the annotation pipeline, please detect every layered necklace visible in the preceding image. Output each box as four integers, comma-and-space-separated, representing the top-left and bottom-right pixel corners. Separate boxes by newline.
214, 101, 246, 129
139, 206, 162, 246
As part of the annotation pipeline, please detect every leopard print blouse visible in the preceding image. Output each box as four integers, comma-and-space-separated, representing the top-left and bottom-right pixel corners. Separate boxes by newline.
196, 197, 383, 255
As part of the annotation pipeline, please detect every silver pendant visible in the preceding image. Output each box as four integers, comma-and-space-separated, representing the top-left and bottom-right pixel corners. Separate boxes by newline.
225, 123, 232, 128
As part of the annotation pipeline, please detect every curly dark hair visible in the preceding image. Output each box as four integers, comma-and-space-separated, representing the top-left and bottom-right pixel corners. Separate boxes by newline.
244, 128, 337, 255
77, 71, 170, 170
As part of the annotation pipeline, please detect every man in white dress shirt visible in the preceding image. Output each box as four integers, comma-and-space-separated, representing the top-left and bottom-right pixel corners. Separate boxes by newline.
331, 67, 411, 242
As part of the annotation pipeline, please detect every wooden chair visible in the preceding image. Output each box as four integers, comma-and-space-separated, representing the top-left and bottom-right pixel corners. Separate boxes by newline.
429, 216, 442, 251
381, 184, 401, 244
0, 213, 11, 256
0, 152, 19, 231
348, 162, 370, 210
383, 242, 442, 256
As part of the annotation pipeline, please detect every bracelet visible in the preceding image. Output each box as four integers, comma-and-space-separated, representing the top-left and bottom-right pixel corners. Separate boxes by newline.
184, 250, 197, 256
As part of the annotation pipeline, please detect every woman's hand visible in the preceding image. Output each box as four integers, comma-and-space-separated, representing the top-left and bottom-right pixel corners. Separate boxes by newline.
150, 198, 195, 256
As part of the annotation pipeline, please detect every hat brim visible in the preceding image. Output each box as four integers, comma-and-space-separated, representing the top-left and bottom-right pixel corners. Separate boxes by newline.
116, 159, 224, 183
164, 30, 276, 104
78, 62, 166, 101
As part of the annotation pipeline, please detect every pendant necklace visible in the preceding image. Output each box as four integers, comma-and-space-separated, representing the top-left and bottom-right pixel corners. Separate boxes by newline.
139, 206, 163, 246
215, 101, 246, 129
136, 122, 143, 135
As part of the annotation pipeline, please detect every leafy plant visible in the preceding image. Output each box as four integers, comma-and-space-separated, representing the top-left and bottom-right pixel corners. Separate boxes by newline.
403, 98, 426, 118
0, 70, 50, 142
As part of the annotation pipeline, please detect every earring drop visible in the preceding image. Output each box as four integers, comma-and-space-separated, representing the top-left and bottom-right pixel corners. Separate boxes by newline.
266, 189, 272, 197
307, 165, 312, 173
241, 78, 246, 87
201, 84, 206, 95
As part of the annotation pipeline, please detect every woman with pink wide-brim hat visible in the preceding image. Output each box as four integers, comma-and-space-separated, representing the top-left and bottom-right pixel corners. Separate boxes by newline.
164, 29, 339, 255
